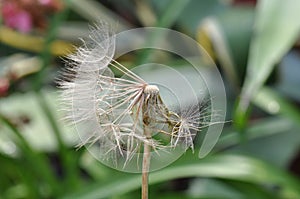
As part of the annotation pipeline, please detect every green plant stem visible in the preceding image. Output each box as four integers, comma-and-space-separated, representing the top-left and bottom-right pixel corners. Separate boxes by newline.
0, 154, 39, 199
32, 7, 80, 190
35, 91, 80, 190
0, 114, 60, 196
33, 8, 68, 91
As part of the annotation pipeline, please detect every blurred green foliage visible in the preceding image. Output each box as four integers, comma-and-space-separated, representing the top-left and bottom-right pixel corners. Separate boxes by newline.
1, 0, 300, 198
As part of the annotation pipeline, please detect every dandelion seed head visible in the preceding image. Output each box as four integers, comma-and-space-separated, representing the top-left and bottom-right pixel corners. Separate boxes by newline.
144, 85, 159, 95
58, 22, 216, 172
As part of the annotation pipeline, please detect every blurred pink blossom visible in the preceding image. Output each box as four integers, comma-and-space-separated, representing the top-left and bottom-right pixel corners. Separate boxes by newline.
1, 0, 63, 33
38, 0, 52, 5
2, 1, 33, 33
0, 78, 9, 97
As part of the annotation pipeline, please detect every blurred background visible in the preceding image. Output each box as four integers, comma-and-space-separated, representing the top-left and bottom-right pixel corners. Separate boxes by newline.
1, 0, 300, 198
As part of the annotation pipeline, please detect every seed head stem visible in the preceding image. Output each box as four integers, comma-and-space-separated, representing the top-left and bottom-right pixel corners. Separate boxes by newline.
141, 85, 159, 199
142, 125, 151, 199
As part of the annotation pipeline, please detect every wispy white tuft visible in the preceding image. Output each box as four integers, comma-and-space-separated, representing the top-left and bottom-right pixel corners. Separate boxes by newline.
58, 22, 207, 166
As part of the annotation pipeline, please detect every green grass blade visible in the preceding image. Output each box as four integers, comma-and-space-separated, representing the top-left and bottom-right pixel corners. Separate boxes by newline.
235, 0, 300, 129
217, 116, 294, 150
253, 86, 300, 126
0, 114, 60, 196
31, 6, 80, 190
61, 154, 300, 199
136, 0, 191, 65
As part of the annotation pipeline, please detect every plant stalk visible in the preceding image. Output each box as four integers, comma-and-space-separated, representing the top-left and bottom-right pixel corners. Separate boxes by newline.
141, 85, 160, 199
142, 125, 151, 199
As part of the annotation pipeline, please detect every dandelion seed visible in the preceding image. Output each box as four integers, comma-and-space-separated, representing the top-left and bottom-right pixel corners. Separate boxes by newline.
59, 22, 206, 171
58, 22, 219, 199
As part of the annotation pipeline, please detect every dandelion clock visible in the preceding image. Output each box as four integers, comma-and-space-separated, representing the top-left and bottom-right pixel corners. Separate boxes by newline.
59, 22, 226, 199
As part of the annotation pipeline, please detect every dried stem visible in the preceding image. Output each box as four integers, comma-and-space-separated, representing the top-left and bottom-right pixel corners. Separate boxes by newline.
142, 125, 151, 199
141, 85, 160, 199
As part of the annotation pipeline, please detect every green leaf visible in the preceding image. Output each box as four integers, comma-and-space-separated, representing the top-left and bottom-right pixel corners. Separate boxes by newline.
0, 114, 61, 197
152, 0, 228, 33
228, 126, 300, 168
253, 86, 300, 126
0, 91, 75, 152
188, 179, 277, 199
0, 90, 81, 193
66, 0, 131, 30
62, 154, 300, 199
136, 0, 191, 64
236, 0, 300, 127
197, 7, 254, 91
217, 117, 295, 150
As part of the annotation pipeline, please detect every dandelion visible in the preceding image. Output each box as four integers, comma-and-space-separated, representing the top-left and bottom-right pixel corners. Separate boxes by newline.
59, 22, 203, 199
